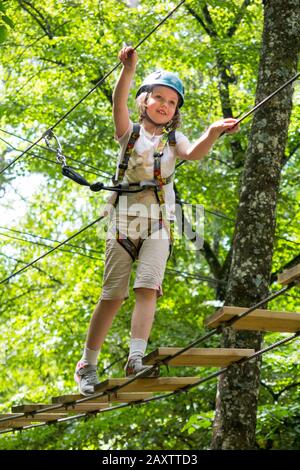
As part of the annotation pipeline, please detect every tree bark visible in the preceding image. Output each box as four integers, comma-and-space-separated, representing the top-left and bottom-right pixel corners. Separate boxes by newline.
211, 0, 300, 450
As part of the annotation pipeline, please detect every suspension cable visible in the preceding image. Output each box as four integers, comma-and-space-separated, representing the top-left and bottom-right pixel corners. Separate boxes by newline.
0, 229, 224, 287
175, 72, 300, 170
0, 225, 104, 256
0, 279, 296, 430
0, 1, 186, 177
180, 199, 300, 246
0, 131, 112, 179
0, 216, 105, 285
1, 313, 298, 435
0, 231, 104, 262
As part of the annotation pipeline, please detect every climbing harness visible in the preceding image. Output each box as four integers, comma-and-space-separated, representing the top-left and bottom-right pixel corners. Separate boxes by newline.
43, 125, 177, 261
112, 124, 141, 184
109, 124, 177, 261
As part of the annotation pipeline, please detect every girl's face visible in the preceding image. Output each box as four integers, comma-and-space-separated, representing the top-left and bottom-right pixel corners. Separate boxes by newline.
146, 85, 179, 124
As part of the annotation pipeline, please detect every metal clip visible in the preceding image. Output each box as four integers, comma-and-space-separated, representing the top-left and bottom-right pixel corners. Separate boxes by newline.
43, 129, 67, 167
139, 179, 157, 189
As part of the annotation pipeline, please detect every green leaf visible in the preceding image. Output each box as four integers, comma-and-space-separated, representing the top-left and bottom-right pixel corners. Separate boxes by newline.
0, 24, 7, 43
0, 0, 299, 451
2, 14, 14, 29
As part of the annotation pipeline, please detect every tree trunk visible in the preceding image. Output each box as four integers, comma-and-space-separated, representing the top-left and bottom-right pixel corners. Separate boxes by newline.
211, 0, 300, 450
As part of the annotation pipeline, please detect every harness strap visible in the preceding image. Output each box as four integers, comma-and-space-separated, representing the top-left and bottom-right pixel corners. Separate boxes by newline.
114, 124, 176, 259
116, 229, 139, 261
113, 124, 141, 185
153, 135, 175, 246
116, 219, 165, 262
113, 124, 176, 186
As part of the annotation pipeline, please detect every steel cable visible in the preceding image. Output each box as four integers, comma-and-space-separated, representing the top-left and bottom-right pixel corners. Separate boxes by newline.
0, 1, 186, 176
0, 280, 297, 432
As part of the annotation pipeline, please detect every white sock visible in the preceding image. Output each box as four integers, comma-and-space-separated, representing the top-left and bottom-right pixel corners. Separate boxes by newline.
129, 338, 147, 359
80, 346, 100, 366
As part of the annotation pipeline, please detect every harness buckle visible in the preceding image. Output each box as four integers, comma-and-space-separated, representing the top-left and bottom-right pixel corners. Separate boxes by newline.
139, 180, 158, 189
153, 151, 164, 159
118, 163, 128, 170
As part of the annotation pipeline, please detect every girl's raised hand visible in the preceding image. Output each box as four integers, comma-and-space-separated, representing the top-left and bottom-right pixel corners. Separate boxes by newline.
209, 118, 240, 138
118, 46, 138, 70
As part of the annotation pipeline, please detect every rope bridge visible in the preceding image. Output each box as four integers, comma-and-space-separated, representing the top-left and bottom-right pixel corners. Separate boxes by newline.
0, 263, 299, 434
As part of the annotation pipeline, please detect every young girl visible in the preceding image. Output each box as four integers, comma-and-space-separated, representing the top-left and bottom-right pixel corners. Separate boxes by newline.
75, 46, 239, 396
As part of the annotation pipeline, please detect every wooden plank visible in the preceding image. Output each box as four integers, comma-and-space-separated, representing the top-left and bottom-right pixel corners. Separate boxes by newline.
206, 306, 300, 332
52, 394, 109, 404
0, 420, 42, 429
12, 403, 111, 413
94, 377, 200, 393
143, 347, 255, 367
0, 413, 68, 421
278, 263, 300, 285
0, 413, 68, 428
52, 392, 153, 404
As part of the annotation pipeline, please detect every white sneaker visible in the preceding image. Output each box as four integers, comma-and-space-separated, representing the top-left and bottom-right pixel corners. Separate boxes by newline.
74, 361, 99, 396
124, 355, 160, 378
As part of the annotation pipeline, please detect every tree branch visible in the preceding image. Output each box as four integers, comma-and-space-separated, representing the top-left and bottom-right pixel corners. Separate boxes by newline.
38, 57, 75, 73
202, 4, 218, 37
277, 381, 300, 401
90, 74, 113, 105
0, 285, 58, 314
217, 245, 233, 300
187, 3, 246, 166
185, 4, 217, 37
18, 0, 53, 39
282, 141, 300, 166
260, 380, 278, 402
201, 240, 222, 279
260, 378, 300, 403
227, 0, 252, 38
0, 251, 63, 285
174, 183, 222, 279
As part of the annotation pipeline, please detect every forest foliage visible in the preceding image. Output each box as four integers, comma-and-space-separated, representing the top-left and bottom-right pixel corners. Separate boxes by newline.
0, 0, 299, 450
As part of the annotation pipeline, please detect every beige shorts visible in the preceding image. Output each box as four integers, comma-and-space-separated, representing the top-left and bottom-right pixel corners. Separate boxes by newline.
100, 215, 170, 300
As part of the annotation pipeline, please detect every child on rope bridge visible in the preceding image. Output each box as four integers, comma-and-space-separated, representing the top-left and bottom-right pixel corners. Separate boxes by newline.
75, 46, 240, 395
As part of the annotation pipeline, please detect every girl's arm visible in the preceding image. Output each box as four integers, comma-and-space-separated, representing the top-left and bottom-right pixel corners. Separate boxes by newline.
113, 46, 138, 139
179, 118, 240, 161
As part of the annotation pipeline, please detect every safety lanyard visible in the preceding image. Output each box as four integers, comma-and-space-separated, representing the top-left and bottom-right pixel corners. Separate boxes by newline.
153, 133, 176, 241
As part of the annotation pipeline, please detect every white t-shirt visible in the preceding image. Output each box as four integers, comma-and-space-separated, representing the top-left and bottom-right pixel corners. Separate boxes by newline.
107, 120, 190, 220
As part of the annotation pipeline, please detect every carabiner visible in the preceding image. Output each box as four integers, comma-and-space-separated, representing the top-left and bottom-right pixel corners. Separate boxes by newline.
43, 129, 67, 167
